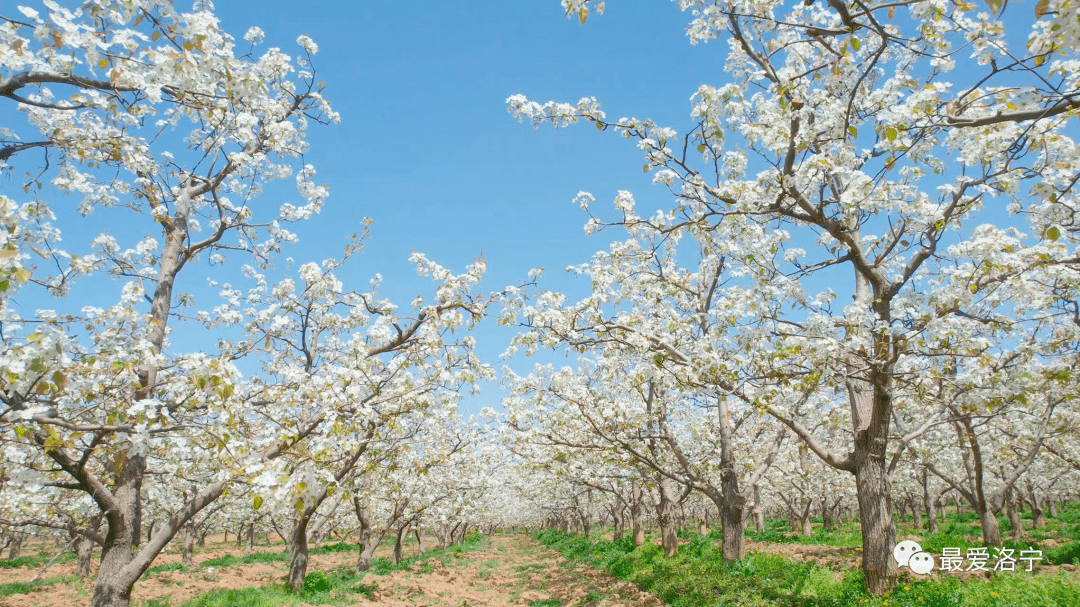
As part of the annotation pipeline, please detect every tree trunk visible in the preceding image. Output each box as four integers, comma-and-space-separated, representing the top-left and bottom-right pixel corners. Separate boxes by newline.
911, 498, 924, 531
1030, 493, 1046, 529
355, 525, 375, 573
1006, 490, 1023, 541
822, 502, 833, 531
753, 485, 765, 533
922, 470, 939, 534
657, 478, 680, 558
631, 481, 645, 548
6, 534, 23, 560
286, 516, 310, 592
578, 509, 591, 541
1047, 499, 1057, 518
414, 525, 426, 556
611, 505, 624, 542
181, 525, 195, 568
852, 419, 897, 596
393, 527, 405, 564
90, 454, 145, 607
801, 500, 814, 537
435, 525, 449, 550
715, 395, 748, 560
785, 499, 799, 532
245, 521, 255, 556
75, 535, 94, 578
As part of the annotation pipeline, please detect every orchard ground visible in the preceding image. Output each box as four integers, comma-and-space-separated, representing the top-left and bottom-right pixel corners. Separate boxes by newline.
0, 532, 663, 607
2, 507, 1079, 607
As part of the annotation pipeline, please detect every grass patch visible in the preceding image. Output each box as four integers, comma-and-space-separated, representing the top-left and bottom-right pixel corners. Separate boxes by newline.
200, 551, 288, 568
147, 562, 188, 575
0, 574, 78, 597
535, 528, 1080, 607
180, 533, 488, 606
0, 551, 75, 569
310, 542, 357, 555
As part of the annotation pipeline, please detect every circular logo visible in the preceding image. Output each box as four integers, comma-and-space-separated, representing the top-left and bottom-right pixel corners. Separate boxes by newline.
893, 540, 923, 567
909, 551, 934, 575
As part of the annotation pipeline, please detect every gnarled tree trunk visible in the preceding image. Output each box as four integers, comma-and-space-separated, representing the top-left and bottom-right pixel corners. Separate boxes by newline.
657, 477, 680, 558
630, 480, 645, 547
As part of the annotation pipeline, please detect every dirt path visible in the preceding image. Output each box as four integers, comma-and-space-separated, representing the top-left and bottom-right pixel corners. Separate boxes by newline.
353, 534, 663, 607
1, 535, 661, 607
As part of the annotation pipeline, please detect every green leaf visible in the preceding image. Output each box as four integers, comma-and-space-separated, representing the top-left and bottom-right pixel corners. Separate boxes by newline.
848, 126, 857, 138
696, 143, 708, 153
253, 495, 263, 510
1045, 226, 1060, 241
885, 127, 898, 142
851, 36, 861, 51
983, 0, 1005, 14
1035, 0, 1049, 17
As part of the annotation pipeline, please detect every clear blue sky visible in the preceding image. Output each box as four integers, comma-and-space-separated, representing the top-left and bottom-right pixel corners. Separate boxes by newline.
11, 1, 1036, 416
195, 0, 722, 413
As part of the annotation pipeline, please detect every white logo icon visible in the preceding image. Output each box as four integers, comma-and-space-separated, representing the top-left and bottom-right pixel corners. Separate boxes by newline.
893, 540, 923, 568
909, 551, 934, 575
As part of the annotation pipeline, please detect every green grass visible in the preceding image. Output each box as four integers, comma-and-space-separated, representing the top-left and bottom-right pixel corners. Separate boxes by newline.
179, 533, 486, 606
0, 551, 76, 569
309, 541, 357, 555
580, 589, 606, 604
0, 574, 78, 597
199, 551, 288, 568
535, 528, 1080, 607
742, 503, 1080, 573
147, 562, 188, 575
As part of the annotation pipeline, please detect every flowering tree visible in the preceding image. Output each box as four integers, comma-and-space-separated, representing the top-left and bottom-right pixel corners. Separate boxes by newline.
508, 0, 1079, 594
217, 247, 494, 590
0, 1, 336, 605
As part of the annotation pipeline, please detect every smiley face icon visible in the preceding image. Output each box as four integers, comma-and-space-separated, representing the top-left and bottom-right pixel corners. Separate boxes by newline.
909, 551, 934, 575
893, 540, 923, 567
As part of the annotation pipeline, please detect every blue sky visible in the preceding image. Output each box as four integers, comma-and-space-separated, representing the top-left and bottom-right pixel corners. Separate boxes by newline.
6, 1, 727, 415
11, 1, 1039, 415
196, 0, 724, 413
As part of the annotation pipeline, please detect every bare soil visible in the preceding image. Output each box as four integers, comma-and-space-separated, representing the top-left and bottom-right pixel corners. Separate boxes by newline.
355, 535, 662, 607
1, 534, 663, 607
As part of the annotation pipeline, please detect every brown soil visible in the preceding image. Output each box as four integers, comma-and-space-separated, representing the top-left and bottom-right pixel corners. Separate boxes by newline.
354, 534, 662, 607
1, 534, 662, 607
0, 537, 371, 607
